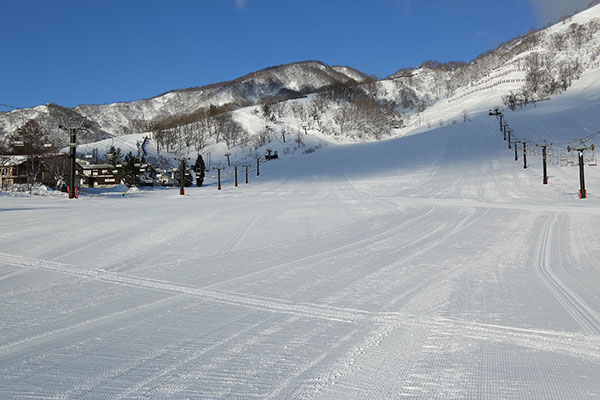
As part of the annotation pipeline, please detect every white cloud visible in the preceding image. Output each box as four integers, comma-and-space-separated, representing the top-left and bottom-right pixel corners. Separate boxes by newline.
235, 0, 246, 10
526, 0, 591, 24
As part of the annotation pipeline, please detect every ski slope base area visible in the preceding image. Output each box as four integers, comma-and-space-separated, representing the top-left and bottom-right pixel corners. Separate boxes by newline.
2, 80, 600, 399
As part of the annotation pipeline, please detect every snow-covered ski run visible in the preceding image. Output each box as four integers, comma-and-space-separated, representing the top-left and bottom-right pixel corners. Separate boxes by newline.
3, 61, 600, 400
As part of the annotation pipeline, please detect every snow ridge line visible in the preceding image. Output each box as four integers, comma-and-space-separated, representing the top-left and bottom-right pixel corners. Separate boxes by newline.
534, 214, 600, 335
427, 317, 600, 360
0, 252, 394, 324
3, 251, 598, 361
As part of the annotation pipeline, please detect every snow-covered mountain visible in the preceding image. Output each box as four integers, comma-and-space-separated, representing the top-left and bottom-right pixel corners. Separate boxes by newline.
2, 4, 600, 156
372, 4, 600, 118
0, 61, 370, 143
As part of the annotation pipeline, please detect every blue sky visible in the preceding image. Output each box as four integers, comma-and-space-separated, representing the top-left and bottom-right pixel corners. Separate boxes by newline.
0, 0, 590, 109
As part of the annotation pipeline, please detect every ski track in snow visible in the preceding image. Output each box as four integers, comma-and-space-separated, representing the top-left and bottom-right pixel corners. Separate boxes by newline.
534, 213, 600, 335
1, 249, 599, 362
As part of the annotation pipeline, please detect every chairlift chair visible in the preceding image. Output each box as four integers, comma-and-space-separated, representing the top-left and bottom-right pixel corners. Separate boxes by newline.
589, 150, 597, 167
559, 151, 568, 167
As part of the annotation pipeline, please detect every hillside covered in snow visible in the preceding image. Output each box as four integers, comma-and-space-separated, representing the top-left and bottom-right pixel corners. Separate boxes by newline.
2, 3, 600, 166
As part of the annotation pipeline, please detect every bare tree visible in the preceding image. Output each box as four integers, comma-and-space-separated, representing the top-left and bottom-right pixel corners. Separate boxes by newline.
253, 125, 272, 149
9, 119, 53, 190
295, 131, 305, 148
333, 103, 353, 136
0, 127, 11, 189
291, 102, 310, 125
524, 53, 548, 97
152, 128, 166, 155
308, 94, 329, 129
222, 117, 245, 149
270, 101, 288, 118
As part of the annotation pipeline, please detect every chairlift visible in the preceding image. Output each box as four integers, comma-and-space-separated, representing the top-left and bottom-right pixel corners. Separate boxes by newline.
588, 150, 597, 167
559, 151, 568, 167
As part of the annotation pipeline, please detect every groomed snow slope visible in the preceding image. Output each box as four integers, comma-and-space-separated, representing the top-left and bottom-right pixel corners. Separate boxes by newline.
1, 70, 600, 399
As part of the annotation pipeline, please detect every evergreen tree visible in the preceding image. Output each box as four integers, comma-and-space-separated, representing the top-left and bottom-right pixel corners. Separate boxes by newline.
194, 154, 206, 187
107, 145, 122, 167
122, 151, 138, 187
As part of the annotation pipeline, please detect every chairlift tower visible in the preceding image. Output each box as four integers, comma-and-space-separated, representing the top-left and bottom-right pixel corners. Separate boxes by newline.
233, 163, 239, 187
244, 165, 249, 184
536, 143, 551, 185
216, 167, 223, 190
488, 108, 503, 132
567, 144, 595, 199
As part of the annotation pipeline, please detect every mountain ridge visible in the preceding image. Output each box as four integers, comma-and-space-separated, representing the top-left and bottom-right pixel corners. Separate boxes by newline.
2, 4, 600, 151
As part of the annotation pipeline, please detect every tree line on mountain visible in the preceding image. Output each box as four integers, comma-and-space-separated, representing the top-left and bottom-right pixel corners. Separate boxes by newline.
130, 77, 399, 155
503, 18, 600, 110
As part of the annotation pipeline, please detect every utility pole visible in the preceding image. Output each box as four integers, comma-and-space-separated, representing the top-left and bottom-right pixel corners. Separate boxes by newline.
68, 128, 77, 198
256, 157, 260, 176
514, 141, 520, 161
59, 118, 87, 199
523, 142, 528, 169
508, 129, 513, 150
502, 123, 508, 141
244, 165, 249, 184
568, 144, 594, 198
179, 159, 186, 196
